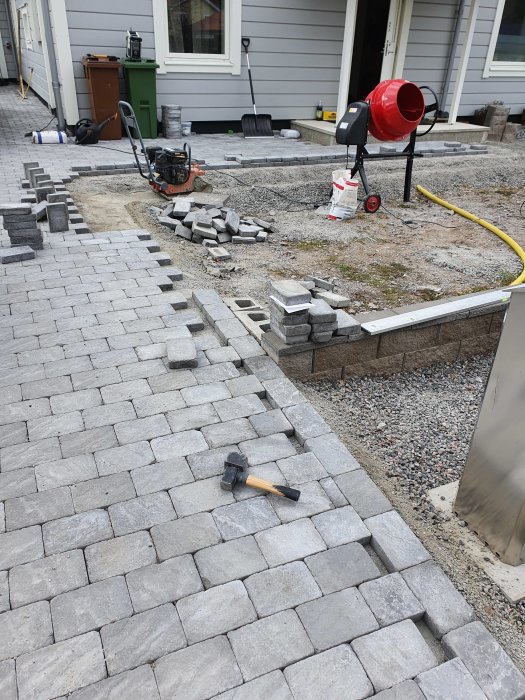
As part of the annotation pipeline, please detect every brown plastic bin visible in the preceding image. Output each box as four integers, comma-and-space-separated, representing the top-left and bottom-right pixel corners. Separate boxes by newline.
81, 55, 122, 140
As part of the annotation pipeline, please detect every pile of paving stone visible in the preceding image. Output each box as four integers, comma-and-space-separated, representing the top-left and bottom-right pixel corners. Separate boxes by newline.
270, 276, 361, 345
155, 196, 271, 248
0, 203, 43, 250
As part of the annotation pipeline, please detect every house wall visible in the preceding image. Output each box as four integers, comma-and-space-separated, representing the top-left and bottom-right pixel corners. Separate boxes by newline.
65, 0, 346, 124
11, 0, 50, 103
0, 0, 17, 78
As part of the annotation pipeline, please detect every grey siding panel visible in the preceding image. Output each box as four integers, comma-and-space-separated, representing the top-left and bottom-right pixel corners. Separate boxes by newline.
0, 1, 17, 79
13, 0, 50, 104
66, 0, 346, 123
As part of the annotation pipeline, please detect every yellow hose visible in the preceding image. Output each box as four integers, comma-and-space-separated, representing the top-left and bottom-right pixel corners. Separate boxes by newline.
416, 185, 525, 286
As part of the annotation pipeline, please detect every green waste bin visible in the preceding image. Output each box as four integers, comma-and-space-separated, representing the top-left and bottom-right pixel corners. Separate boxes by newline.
123, 59, 159, 138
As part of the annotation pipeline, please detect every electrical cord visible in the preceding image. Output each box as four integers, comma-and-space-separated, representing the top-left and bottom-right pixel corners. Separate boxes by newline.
24, 113, 57, 138
380, 200, 457, 228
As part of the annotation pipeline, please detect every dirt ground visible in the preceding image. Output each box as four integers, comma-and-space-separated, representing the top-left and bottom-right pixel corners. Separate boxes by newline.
70, 144, 525, 312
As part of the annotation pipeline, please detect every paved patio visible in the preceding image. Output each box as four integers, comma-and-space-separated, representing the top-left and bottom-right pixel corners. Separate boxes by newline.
0, 84, 524, 699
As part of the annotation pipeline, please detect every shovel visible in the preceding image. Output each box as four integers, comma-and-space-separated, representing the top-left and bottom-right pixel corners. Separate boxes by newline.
241, 37, 274, 138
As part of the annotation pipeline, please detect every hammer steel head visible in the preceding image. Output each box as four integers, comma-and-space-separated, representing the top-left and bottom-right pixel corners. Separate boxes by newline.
220, 452, 249, 491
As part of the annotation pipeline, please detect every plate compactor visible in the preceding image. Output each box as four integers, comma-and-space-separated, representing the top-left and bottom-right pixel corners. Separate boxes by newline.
118, 101, 211, 198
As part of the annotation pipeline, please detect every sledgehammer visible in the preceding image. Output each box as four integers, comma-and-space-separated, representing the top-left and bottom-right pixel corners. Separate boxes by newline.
220, 452, 300, 501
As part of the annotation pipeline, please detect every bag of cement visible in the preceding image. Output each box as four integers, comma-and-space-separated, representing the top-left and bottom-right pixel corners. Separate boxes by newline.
327, 170, 358, 220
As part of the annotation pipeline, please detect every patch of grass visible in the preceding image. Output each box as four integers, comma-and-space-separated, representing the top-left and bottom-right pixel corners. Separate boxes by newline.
495, 187, 518, 197
499, 270, 518, 286
291, 239, 330, 252
330, 261, 374, 284
379, 286, 408, 305
417, 289, 443, 301
371, 262, 410, 279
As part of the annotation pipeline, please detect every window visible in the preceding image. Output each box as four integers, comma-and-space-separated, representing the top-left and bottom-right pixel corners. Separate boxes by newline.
484, 0, 525, 77
153, 0, 241, 74
20, 5, 33, 50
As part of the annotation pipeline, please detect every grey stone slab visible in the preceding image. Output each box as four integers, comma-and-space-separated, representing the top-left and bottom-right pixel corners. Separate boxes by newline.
0, 246, 35, 263
239, 433, 296, 466
0, 571, 7, 613
373, 680, 425, 699
213, 394, 266, 421
167, 403, 221, 433
192, 361, 240, 385
215, 318, 249, 343
248, 408, 293, 438
101, 603, 186, 676
94, 440, 155, 476
101, 378, 152, 404
228, 609, 314, 682
401, 560, 475, 638
365, 511, 431, 572
213, 671, 293, 700
245, 561, 321, 617
82, 401, 136, 429
359, 572, 425, 627
311, 505, 370, 547
186, 444, 238, 479
178, 580, 257, 644
167, 338, 197, 369
195, 535, 267, 588
126, 555, 203, 613
43, 510, 113, 555
244, 355, 285, 381
0, 467, 36, 500
0, 420, 26, 448
60, 426, 118, 459
203, 303, 235, 324
335, 469, 393, 519
304, 433, 360, 476
270, 280, 311, 306
170, 476, 235, 517
71, 473, 136, 512
192, 288, 223, 309
225, 374, 265, 399
415, 658, 487, 700
154, 635, 242, 700
152, 511, 221, 560
213, 496, 280, 539
51, 575, 133, 641
305, 542, 380, 594
132, 390, 185, 417
283, 403, 331, 444
228, 335, 266, 359
351, 619, 438, 693
151, 430, 209, 460
5, 486, 74, 530
10, 549, 88, 608
269, 480, 333, 523
276, 452, 328, 484
85, 531, 156, 582
255, 518, 326, 567
205, 345, 240, 365
442, 621, 525, 700
0, 600, 53, 662
0, 660, 16, 699
35, 454, 97, 491
263, 377, 306, 409
131, 457, 193, 495
68, 665, 160, 700
26, 410, 83, 441
114, 414, 170, 445
0, 525, 43, 569
0, 397, 50, 425
109, 492, 176, 536
284, 644, 373, 700
202, 418, 258, 449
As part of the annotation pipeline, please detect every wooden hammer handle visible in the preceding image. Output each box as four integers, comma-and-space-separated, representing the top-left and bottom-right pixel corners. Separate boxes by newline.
245, 475, 300, 501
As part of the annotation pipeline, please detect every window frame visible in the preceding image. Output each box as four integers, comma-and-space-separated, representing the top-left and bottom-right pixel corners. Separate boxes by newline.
153, 0, 242, 74
483, 0, 525, 78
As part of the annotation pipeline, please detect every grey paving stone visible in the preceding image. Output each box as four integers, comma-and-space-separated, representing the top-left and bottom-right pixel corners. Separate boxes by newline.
248, 408, 293, 437
415, 658, 487, 700
283, 403, 331, 444
82, 401, 136, 429
254, 518, 326, 567
180, 381, 231, 406
245, 561, 321, 617
311, 505, 370, 547
305, 542, 380, 594
213, 496, 280, 539
27, 410, 83, 441
178, 580, 257, 644
51, 575, 133, 641
0, 660, 16, 699
351, 619, 438, 693
228, 335, 266, 359
0, 397, 50, 425
0, 600, 53, 662
359, 572, 425, 627
244, 354, 285, 380
151, 430, 209, 461
239, 433, 296, 466
304, 433, 360, 476
335, 469, 393, 519
373, 680, 425, 699
170, 476, 235, 517
270, 280, 311, 306
228, 609, 313, 682
0, 525, 43, 569
0, 435, 62, 471
213, 670, 293, 700
284, 644, 373, 700
192, 288, 223, 308
21, 375, 73, 400
109, 492, 176, 536
10, 549, 88, 608
213, 394, 266, 422
401, 560, 475, 638
215, 318, 249, 343
154, 635, 242, 700
5, 486, 74, 530
71, 473, 136, 512
167, 403, 221, 433
35, 454, 97, 491
270, 480, 333, 523
126, 555, 203, 613
68, 665, 160, 700
151, 512, 221, 560
114, 414, 170, 445
0, 571, 7, 613
72, 367, 121, 391
365, 511, 431, 572
202, 418, 258, 449
0, 420, 27, 448
131, 457, 193, 495
0, 467, 36, 500
16, 631, 106, 700
194, 535, 267, 588
95, 440, 155, 476
43, 510, 113, 555
101, 378, 152, 404
206, 345, 241, 366
101, 603, 186, 676
276, 452, 328, 484
263, 377, 306, 409
85, 531, 156, 582
148, 368, 197, 392
187, 444, 238, 479
442, 621, 525, 700
133, 390, 186, 418
225, 374, 265, 399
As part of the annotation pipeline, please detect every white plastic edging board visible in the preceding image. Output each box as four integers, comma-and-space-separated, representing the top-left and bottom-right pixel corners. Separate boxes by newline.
361, 289, 512, 335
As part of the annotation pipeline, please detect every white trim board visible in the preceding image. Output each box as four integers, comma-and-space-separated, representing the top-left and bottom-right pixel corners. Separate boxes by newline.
0, 31, 8, 80
483, 0, 525, 78
48, 0, 78, 125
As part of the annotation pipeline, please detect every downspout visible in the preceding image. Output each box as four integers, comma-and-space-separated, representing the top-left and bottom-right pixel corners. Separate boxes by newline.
6, 0, 20, 77
39, 0, 66, 131
438, 0, 466, 118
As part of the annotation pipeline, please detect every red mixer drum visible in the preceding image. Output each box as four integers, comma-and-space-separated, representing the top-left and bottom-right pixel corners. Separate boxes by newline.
365, 79, 425, 141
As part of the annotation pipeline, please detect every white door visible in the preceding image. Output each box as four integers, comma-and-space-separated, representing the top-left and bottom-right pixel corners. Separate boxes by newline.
380, 0, 403, 81
0, 31, 9, 80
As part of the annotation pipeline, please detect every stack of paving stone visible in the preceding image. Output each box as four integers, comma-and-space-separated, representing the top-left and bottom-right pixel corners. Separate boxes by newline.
162, 104, 182, 138
1, 204, 43, 250
156, 196, 271, 248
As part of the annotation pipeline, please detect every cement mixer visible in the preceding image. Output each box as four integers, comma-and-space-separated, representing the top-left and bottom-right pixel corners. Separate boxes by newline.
336, 79, 438, 212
